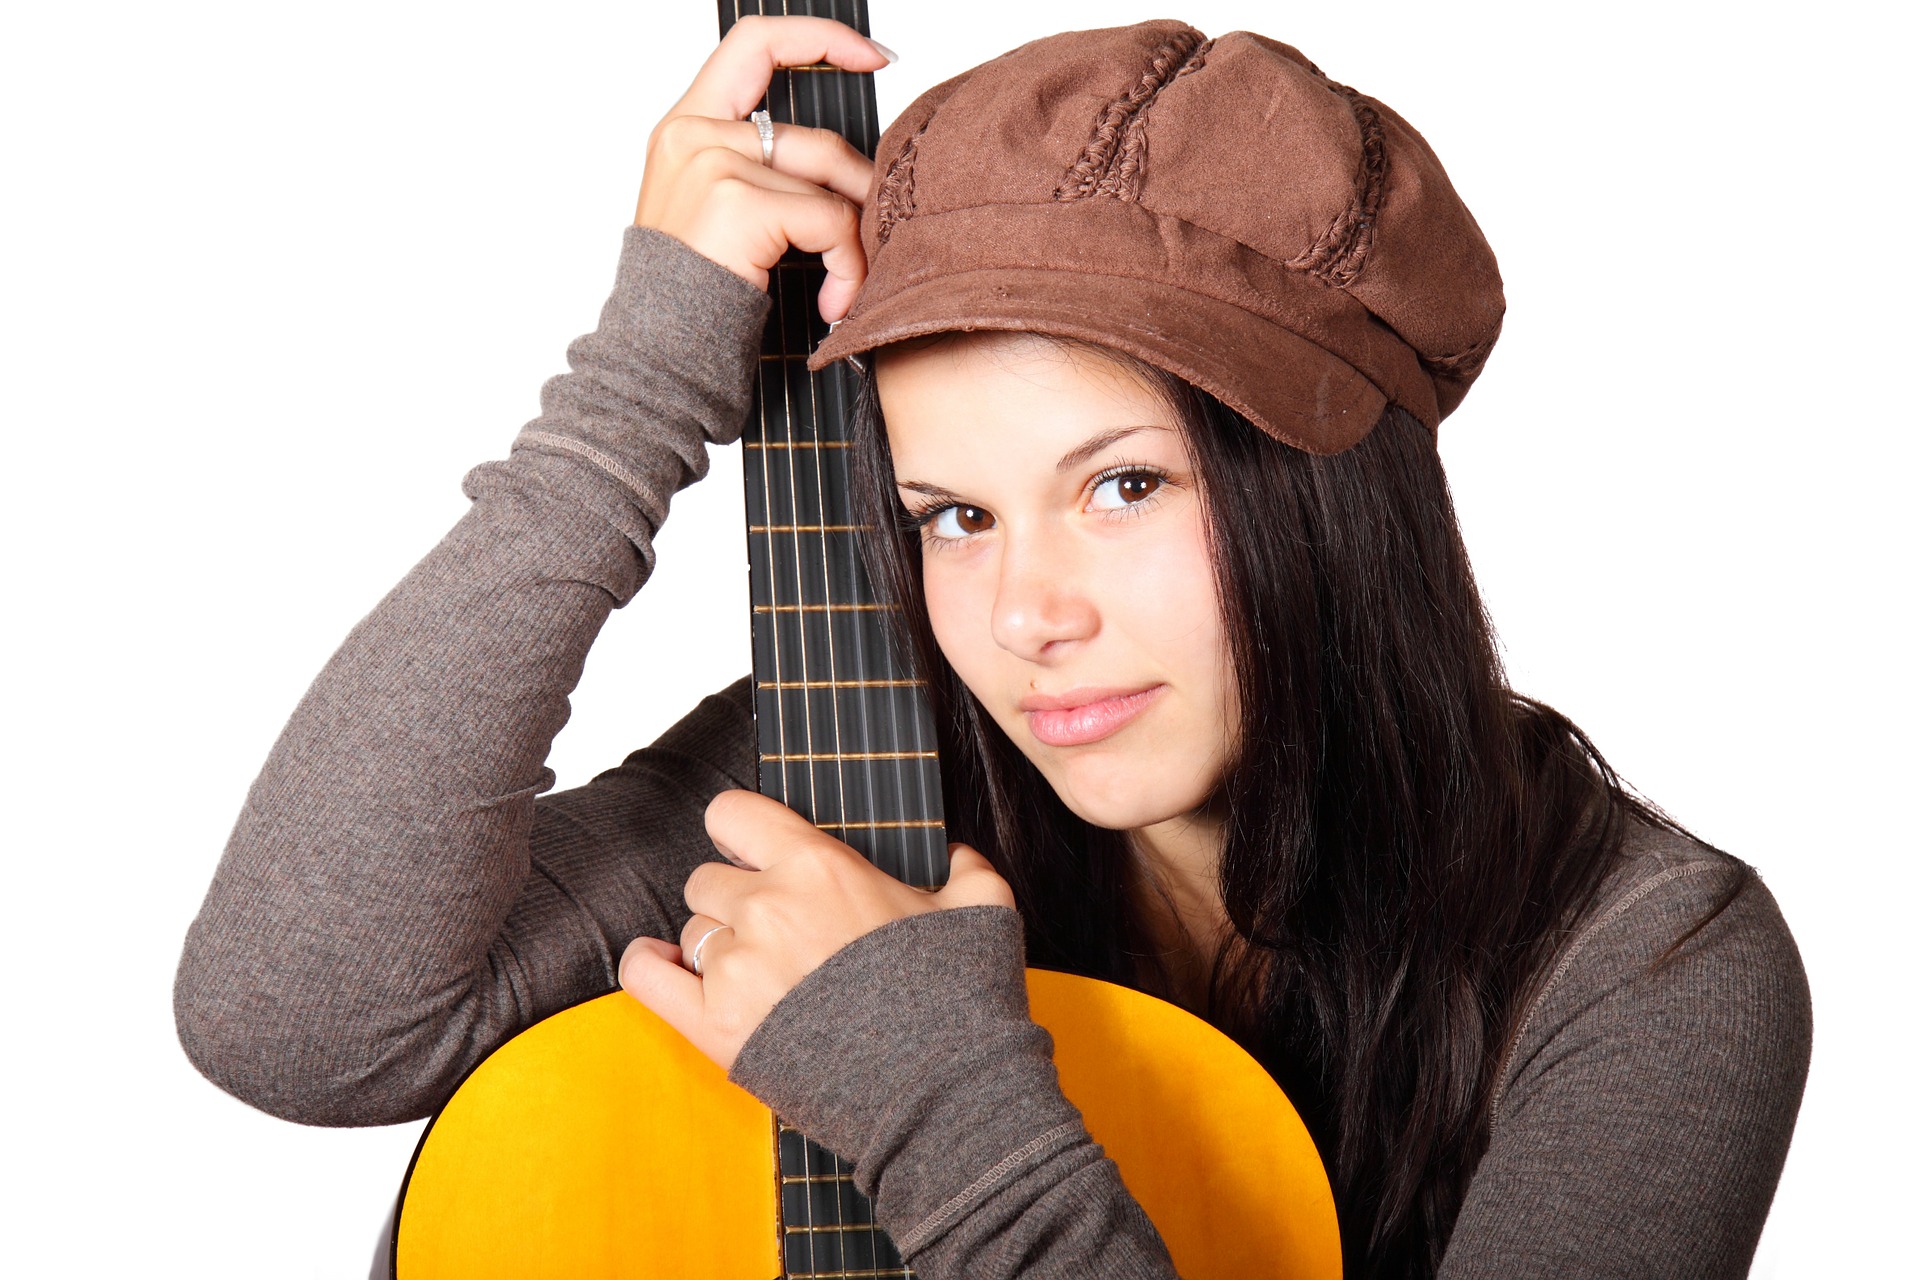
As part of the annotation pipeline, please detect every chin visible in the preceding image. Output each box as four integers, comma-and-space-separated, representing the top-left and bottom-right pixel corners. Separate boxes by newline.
1039, 754, 1213, 833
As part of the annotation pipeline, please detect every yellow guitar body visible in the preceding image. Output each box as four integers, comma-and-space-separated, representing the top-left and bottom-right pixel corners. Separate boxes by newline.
395, 969, 1339, 1278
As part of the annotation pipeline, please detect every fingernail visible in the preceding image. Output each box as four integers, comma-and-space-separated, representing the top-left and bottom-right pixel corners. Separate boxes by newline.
869, 39, 899, 64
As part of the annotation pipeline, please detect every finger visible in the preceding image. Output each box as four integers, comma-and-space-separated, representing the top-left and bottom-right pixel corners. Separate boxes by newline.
704, 789, 839, 871
651, 114, 874, 205
713, 162, 865, 289
678, 912, 737, 970
652, 148, 866, 318
624, 935, 682, 966
619, 934, 708, 1041
674, 15, 893, 123
683, 860, 753, 925
937, 844, 1018, 910
752, 184, 867, 321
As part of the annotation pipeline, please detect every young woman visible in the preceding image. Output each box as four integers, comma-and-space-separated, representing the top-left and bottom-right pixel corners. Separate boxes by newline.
174, 15, 1810, 1278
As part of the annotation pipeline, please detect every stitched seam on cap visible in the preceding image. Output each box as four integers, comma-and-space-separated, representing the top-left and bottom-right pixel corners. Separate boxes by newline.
893, 1121, 1083, 1257
1096, 37, 1216, 202
1055, 29, 1207, 201
1422, 329, 1499, 380
875, 116, 932, 248
1287, 82, 1388, 287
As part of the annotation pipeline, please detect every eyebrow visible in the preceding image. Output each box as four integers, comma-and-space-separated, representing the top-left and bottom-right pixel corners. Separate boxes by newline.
1052, 424, 1167, 473
895, 425, 1172, 499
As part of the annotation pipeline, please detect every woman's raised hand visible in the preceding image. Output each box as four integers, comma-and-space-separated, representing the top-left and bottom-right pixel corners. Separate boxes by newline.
618, 790, 1015, 1072
634, 15, 891, 321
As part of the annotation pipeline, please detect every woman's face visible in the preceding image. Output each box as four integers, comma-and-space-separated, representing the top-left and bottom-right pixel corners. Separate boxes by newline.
875, 332, 1237, 836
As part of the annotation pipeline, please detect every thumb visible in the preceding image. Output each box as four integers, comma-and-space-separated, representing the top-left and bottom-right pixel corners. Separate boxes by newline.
939, 843, 1016, 910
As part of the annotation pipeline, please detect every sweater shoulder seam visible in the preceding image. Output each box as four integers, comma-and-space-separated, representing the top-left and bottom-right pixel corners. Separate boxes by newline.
1488, 858, 1726, 1131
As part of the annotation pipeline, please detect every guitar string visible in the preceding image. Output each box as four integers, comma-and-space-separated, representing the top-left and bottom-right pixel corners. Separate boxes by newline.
840, 7, 906, 1274
840, 8, 900, 1266
764, 12, 825, 1274
800, 52, 852, 904
813, 9, 882, 1267
733, 0, 816, 1271
804, 16, 884, 1265
774, 8, 828, 1270
733, 0, 810, 1258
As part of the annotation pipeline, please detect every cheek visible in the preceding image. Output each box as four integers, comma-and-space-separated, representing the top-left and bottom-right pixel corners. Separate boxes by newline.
1114, 508, 1228, 682
921, 556, 993, 686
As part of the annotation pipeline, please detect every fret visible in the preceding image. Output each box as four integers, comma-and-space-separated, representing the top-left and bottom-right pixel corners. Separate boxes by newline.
760, 750, 936, 761
746, 438, 851, 446
749, 544, 876, 612
755, 674, 929, 699
814, 819, 945, 831
743, 420, 857, 522
757, 759, 940, 824
751, 609, 907, 685
748, 524, 870, 533
789, 1270, 909, 1280
761, 678, 924, 689
756, 729, 936, 771
750, 527, 877, 613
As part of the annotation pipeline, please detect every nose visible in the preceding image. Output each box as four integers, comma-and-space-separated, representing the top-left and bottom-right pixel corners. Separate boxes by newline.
989, 528, 1099, 662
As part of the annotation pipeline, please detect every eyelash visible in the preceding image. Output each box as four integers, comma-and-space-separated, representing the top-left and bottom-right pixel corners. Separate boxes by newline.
902, 460, 1176, 550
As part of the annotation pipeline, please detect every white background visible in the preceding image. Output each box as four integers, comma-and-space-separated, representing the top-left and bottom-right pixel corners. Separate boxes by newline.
4, 1, 1913, 1275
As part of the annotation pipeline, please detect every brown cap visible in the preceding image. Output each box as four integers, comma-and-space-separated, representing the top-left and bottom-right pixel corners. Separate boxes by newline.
809, 21, 1505, 455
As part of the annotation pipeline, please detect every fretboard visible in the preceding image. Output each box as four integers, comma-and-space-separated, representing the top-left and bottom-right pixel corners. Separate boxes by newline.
717, 3, 942, 1277
726, 0, 949, 895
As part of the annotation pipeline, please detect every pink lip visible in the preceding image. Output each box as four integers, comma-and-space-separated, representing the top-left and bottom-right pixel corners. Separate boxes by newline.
1021, 685, 1165, 747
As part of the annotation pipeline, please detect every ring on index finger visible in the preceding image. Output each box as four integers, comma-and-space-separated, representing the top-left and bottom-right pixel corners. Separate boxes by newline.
750, 109, 774, 165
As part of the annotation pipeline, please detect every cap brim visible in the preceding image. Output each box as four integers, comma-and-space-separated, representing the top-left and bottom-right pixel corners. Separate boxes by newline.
809, 266, 1387, 456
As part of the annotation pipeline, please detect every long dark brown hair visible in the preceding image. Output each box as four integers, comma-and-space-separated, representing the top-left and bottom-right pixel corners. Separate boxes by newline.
848, 347, 1743, 1278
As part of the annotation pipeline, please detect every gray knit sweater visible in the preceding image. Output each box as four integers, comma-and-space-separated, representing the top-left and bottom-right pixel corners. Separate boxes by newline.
174, 226, 1812, 1278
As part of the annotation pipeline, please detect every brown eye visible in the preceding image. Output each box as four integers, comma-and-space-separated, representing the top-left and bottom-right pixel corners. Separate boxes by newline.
928, 504, 996, 540
1089, 470, 1164, 511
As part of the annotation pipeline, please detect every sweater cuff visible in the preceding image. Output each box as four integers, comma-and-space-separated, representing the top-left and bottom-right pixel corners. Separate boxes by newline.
728, 906, 1093, 1256
600, 224, 773, 385
481, 225, 773, 571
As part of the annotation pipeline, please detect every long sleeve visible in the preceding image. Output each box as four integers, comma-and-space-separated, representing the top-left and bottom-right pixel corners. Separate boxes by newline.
174, 226, 771, 1127
729, 906, 1182, 1277
727, 826, 1811, 1280
1439, 839, 1812, 1278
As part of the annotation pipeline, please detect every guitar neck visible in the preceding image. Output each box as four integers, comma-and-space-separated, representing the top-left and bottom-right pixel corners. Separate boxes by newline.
726, 0, 949, 894
720, 6, 945, 1275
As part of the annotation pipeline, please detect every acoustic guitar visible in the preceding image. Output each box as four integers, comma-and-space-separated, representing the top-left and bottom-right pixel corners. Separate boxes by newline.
390, 2, 1339, 1276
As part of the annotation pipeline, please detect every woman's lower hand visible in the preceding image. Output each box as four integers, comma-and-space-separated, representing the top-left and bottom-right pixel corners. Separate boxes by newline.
634, 14, 890, 321
618, 789, 1014, 1072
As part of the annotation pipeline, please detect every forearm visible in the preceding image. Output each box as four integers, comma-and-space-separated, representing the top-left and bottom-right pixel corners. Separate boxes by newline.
729, 908, 1181, 1278
174, 227, 771, 1126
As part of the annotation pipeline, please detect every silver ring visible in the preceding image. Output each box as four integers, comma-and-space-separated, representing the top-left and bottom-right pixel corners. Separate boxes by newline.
688, 923, 732, 977
750, 109, 774, 166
